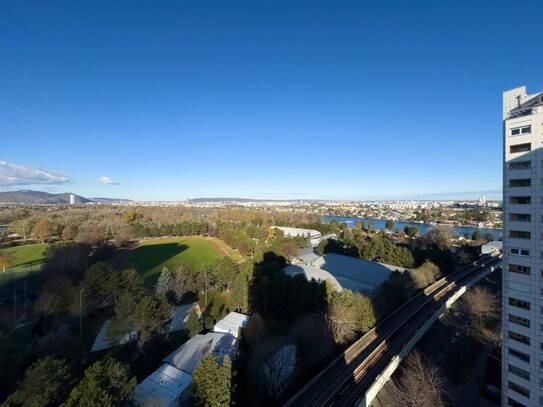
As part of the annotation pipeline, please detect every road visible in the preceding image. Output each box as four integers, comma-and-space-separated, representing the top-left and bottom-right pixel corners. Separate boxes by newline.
284, 254, 502, 407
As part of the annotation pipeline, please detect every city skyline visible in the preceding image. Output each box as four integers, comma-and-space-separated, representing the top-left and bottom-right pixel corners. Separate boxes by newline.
1, 1, 542, 201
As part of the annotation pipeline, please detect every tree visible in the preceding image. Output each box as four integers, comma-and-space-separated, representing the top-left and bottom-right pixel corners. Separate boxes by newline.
5, 356, 74, 407
410, 261, 440, 289
231, 270, 249, 312
327, 292, 358, 345
289, 314, 334, 367
403, 225, 419, 237
108, 292, 138, 341
123, 211, 139, 226
0, 251, 14, 273
215, 257, 238, 290
109, 292, 171, 350
471, 230, 481, 241
34, 275, 75, 322
352, 293, 376, 333
33, 219, 55, 243
385, 219, 394, 231
132, 296, 171, 348
355, 220, 365, 231
190, 355, 232, 407
186, 306, 202, 337
43, 242, 90, 281
155, 266, 173, 298
0, 328, 30, 392
63, 357, 136, 407
458, 286, 498, 339
245, 312, 266, 347
366, 221, 375, 233
390, 351, 446, 407
172, 265, 191, 300
422, 226, 453, 251
113, 225, 134, 247
484, 233, 494, 242
61, 224, 78, 241
81, 262, 117, 310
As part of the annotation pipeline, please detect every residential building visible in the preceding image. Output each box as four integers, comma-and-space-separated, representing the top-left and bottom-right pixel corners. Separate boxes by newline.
502, 85, 543, 407
213, 312, 249, 338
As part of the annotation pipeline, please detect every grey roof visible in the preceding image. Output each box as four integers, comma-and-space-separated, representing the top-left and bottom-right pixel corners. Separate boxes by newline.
297, 247, 319, 264
285, 253, 403, 294
134, 364, 192, 407
163, 332, 237, 374
213, 312, 249, 338
91, 304, 195, 352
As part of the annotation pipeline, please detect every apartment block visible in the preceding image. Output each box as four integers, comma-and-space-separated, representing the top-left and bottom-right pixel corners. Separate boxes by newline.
503, 85, 543, 407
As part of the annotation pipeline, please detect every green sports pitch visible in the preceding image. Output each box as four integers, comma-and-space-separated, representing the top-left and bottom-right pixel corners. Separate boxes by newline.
117, 237, 237, 285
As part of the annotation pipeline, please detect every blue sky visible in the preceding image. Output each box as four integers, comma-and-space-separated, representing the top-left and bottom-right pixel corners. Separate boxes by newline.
1, 1, 542, 201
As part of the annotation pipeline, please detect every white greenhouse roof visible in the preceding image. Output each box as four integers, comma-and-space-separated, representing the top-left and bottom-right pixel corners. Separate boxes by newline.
213, 312, 249, 338
134, 364, 192, 407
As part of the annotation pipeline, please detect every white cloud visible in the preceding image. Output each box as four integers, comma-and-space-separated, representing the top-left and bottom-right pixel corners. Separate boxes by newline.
0, 160, 70, 186
99, 176, 120, 185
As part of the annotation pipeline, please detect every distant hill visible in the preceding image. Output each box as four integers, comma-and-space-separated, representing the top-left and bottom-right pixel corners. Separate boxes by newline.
0, 190, 131, 205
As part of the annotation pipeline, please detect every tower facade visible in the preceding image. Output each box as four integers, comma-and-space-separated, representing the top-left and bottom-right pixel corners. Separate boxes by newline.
502, 85, 543, 407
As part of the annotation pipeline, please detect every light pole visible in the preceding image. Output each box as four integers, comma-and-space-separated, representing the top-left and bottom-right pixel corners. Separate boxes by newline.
79, 288, 84, 336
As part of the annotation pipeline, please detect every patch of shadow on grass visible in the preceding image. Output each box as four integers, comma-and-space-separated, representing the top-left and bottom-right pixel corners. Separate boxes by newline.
129, 243, 188, 285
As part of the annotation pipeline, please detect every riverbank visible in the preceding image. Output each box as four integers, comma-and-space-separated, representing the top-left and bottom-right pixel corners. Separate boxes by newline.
321, 215, 502, 241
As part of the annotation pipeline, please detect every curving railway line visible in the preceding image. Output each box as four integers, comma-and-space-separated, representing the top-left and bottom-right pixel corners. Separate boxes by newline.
284, 253, 502, 407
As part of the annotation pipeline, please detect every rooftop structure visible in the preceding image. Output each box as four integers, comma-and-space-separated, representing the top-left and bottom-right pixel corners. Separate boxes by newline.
271, 226, 336, 246
273, 226, 321, 238
285, 252, 403, 294
163, 332, 237, 374
481, 240, 503, 255
213, 312, 249, 338
134, 363, 192, 407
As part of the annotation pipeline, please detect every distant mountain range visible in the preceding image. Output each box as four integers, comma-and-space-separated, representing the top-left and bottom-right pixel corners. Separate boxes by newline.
0, 190, 132, 205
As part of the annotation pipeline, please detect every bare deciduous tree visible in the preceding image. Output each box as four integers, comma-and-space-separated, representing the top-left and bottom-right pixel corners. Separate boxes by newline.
391, 350, 447, 407
458, 286, 498, 342
327, 302, 357, 345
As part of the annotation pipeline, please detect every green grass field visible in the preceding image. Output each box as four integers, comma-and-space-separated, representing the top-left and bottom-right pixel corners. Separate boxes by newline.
0, 243, 47, 286
118, 237, 233, 285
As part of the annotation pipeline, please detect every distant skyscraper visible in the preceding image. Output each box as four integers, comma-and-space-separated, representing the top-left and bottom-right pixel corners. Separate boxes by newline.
502, 86, 543, 407
69, 193, 76, 205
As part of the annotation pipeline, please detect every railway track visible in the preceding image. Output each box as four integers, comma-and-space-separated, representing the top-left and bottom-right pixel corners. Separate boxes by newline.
284, 254, 501, 407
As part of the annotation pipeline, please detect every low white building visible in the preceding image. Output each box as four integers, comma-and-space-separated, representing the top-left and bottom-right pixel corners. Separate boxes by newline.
213, 312, 249, 338
135, 332, 238, 406
271, 226, 336, 246
163, 332, 237, 374
481, 240, 503, 254
134, 364, 192, 407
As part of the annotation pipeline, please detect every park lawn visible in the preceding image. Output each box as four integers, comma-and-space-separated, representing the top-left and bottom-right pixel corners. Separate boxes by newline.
0, 243, 47, 272
121, 237, 227, 285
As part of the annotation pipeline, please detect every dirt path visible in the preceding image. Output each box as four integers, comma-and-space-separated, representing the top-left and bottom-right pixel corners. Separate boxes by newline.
206, 238, 229, 257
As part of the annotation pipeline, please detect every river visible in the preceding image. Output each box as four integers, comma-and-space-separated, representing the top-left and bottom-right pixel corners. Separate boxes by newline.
321, 215, 502, 241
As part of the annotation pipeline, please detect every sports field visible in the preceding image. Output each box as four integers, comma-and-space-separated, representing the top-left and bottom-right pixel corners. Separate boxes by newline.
0, 243, 47, 286
0, 243, 47, 271
117, 237, 238, 285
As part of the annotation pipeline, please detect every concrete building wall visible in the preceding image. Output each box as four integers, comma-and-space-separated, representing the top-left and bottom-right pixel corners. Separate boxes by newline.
502, 86, 543, 407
